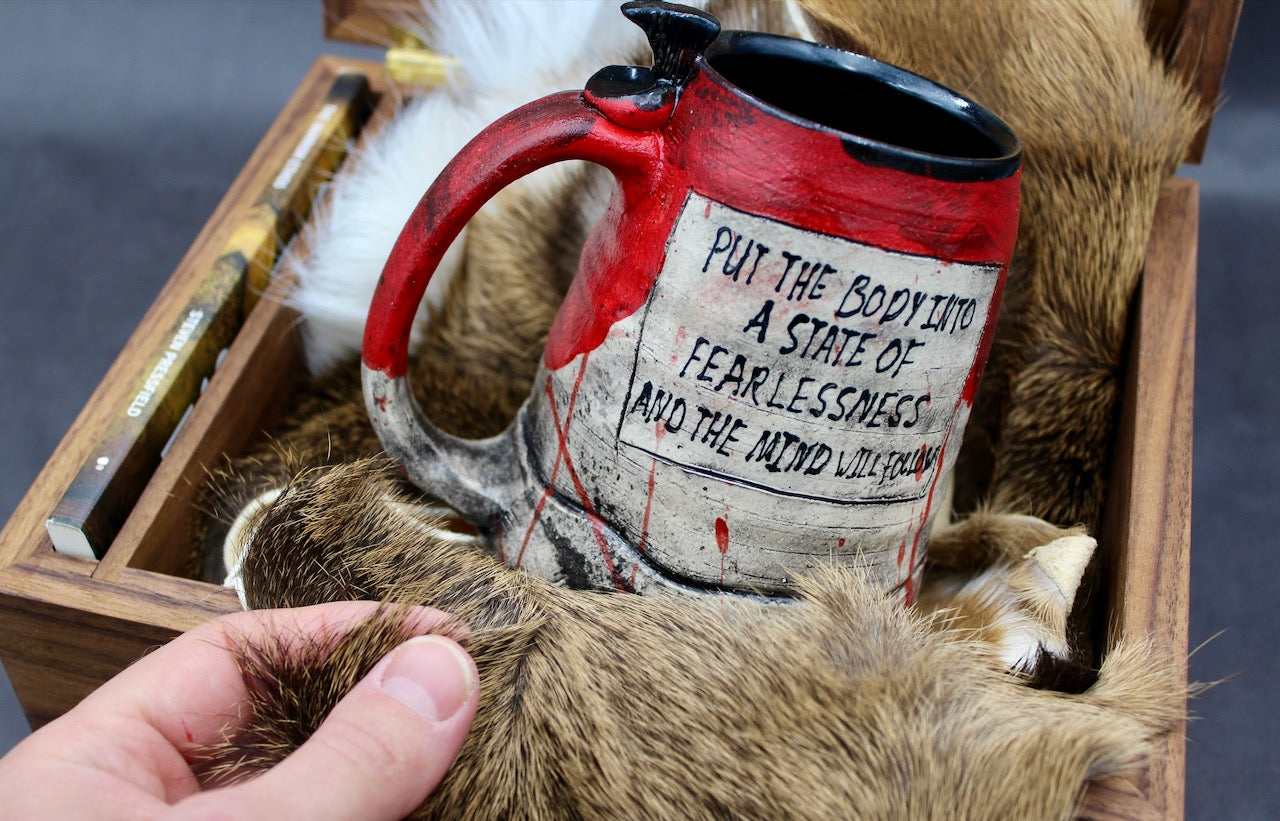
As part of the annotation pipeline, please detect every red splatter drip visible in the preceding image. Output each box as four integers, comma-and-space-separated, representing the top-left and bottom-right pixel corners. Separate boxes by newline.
838, 537, 846, 548
903, 420, 959, 606
638, 422, 665, 556
515, 489, 553, 569
584, 513, 621, 588
542, 359, 629, 591
915, 444, 929, 481
638, 462, 657, 554
515, 358, 589, 569
669, 326, 687, 366
715, 516, 730, 584
961, 262, 1009, 407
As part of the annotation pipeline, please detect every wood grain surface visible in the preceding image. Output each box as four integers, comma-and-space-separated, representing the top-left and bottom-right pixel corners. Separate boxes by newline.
1079, 178, 1198, 819
1145, 0, 1243, 163
0, 15, 1215, 814
0, 57, 385, 727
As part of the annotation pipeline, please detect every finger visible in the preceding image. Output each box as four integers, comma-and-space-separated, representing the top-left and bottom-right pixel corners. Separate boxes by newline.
104, 602, 459, 752
14, 603, 436, 807
167, 634, 479, 821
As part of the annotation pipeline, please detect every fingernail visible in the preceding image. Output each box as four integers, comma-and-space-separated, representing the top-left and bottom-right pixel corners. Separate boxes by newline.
379, 635, 476, 723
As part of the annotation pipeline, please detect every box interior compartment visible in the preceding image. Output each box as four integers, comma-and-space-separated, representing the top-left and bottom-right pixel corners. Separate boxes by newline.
0, 0, 1244, 814
95, 67, 401, 583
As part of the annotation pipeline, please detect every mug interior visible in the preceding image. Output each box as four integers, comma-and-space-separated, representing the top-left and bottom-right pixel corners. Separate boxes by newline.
704, 33, 1020, 180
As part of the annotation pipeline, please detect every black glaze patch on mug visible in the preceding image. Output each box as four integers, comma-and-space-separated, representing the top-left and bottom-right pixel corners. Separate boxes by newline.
704, 32, 1021, 183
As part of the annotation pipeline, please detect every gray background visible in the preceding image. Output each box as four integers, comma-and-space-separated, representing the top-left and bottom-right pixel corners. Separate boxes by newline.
0, 1, 1275, 816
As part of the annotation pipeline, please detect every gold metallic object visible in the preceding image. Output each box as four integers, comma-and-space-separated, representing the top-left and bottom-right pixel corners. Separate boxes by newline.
385, 25, 458, 87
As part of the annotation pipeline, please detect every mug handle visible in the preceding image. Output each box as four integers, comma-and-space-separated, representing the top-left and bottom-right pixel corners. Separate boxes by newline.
361, 90, 670, 526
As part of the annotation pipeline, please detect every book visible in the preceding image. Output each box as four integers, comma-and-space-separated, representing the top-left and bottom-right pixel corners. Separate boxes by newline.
46, 71, 374, 558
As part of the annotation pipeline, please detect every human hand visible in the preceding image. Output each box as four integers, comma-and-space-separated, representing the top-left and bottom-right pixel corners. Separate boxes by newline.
0, 602, 478, 820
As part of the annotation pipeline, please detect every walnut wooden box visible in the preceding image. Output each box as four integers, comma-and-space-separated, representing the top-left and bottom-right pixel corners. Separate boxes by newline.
0, 2, 1239, 817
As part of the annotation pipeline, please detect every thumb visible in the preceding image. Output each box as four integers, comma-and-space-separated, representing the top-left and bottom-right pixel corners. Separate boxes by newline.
172, 635, 478, 821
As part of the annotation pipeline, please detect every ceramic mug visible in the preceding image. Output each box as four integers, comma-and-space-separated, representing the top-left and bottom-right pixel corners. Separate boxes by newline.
363, 1, 1021, 604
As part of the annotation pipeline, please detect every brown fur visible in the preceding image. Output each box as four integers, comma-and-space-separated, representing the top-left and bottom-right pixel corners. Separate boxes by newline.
199, 0, 1206, 543
208, 458, 1181, 819
189, 1, 1206, 814
800, 0, 1205, 528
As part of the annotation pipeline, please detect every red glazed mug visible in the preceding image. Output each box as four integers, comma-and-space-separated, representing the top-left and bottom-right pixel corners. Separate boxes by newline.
363, 1, 1021, 604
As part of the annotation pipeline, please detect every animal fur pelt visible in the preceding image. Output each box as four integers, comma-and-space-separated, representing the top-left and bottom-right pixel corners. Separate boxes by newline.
190, 0, 1207, 815
799, 0, 1205, 529
204, 458, 1181, 819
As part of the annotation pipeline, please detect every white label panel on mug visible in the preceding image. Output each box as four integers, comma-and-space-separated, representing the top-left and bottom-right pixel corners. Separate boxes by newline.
616, 192, 999, 505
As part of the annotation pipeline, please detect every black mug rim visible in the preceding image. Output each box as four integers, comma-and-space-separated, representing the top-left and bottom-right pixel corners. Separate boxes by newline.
702, 31, 1022, 183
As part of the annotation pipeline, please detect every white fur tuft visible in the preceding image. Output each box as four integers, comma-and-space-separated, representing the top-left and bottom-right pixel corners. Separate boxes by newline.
289, 0, 651, 375
223, 487, 283, 608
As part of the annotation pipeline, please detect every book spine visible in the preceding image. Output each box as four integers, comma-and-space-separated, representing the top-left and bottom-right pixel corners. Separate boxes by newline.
46, 71, 374, 559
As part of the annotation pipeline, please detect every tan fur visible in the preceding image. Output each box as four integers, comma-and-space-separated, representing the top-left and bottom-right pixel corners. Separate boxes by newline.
206, 0, 1206, 533
799, 0, 1205, 528
188, 1, 1207, 813
918, 531, 1096, 671
209, 459, 1181, 819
